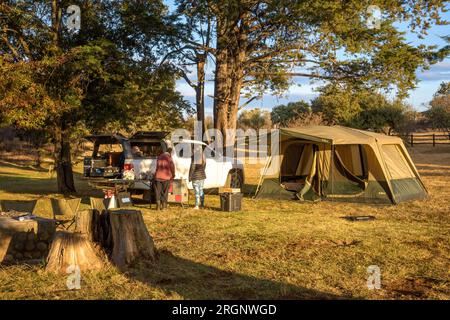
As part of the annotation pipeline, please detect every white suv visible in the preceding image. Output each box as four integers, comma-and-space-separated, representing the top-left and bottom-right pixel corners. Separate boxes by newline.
123, 132, 244, 191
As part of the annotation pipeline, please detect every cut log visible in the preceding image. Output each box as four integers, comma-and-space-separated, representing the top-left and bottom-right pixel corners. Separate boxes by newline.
74, 210, 94, 241
0, 216, 55, 263
109, 209, 156, 269
46, 231, 105, 273
74, 209, 113, 252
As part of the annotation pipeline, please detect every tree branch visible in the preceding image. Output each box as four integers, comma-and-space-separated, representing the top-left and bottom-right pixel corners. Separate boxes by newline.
238, 96, 259, 110
179, 69, 197, 89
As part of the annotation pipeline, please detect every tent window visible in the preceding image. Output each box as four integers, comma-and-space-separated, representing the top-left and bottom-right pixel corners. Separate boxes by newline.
382, 144, 415, 179
335, 145, 368, 179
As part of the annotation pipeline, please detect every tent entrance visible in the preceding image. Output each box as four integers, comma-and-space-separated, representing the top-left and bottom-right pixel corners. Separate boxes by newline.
328, 145, 369, 196
279, 142, 321, 201
280, 142, 307, 193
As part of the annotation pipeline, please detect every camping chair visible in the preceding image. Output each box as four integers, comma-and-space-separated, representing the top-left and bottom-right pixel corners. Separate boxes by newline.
90, 197, 108, 212
0, 200, 37, 214
50, 198, 81, 230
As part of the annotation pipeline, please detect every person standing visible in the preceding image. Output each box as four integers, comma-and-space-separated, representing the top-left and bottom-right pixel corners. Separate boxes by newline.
154, 147, 175, 210
189, 146, 206, 209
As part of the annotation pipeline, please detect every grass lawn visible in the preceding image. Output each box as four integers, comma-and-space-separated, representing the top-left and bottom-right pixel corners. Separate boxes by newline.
0, 145, 449, 299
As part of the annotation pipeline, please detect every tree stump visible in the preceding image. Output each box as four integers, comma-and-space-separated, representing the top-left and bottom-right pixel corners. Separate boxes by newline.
74, 210, 95, 241
109, 209, 156, 269
46, 231, 105, 273
92, 209, 113, 252
74, 209, 113, 251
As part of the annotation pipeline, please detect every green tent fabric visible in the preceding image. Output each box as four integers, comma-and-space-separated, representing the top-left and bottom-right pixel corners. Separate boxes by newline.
254, 126, 427, 204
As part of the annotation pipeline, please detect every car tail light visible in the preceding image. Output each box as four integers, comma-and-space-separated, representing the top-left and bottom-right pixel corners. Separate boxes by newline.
124, 163, 134, 171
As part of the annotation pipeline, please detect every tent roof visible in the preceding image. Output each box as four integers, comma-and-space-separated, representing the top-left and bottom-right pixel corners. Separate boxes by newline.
280, 126, 402, 145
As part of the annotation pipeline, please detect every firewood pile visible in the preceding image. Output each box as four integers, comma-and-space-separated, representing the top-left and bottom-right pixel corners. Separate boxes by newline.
0, 214, 56, 264
0, 210, 33, 218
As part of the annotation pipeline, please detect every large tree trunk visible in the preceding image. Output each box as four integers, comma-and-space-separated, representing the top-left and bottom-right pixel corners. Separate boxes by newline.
196, 53, 207, 139
228, 15, 248, 136
51, 2, 75, 194
109, 210, 156, 270
226, 56, 245, 151
54, 129, 76, 194
213, 18, 231, 138
213, 14, 248, 153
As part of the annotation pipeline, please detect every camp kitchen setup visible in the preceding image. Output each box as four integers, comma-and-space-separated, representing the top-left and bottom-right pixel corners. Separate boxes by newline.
82, 131, 242, 211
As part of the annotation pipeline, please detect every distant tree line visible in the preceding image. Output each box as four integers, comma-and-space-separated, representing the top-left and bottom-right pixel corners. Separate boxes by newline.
237, 81, 450, 135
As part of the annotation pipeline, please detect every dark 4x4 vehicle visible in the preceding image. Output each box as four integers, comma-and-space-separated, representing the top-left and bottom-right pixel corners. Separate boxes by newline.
83, 134, 131, 178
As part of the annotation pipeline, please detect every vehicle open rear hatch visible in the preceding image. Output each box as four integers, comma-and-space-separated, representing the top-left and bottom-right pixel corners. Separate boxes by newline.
129, 131, 169, 158
130, 131, 169, 141
83, 134, 130, 178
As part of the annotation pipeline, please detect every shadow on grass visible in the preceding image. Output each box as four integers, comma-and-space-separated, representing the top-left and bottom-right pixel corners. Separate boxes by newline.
0, 167, 101, 199
126, 249, 345, 300
0, 174, 58, 195
415, 165, 450, 177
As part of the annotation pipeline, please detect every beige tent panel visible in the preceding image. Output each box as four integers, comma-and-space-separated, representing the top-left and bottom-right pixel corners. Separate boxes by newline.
359, 144, 385, 182
296, 144, 314, 176
381, 144, 415, 179
317, 143, 331, 181
281, 126, 403, 145
335, 145, 364, 176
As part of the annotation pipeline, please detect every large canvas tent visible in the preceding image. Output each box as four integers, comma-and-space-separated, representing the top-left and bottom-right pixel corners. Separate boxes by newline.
255, 126, 427, 204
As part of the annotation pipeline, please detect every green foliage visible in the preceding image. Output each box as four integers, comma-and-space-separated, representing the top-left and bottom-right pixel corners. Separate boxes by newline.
311, 87, 361, 125
311, 84, 414, 134
238, 108, 272, 130
169, 0, 448, 134
427, 81, 450, 132
270, 101, 312, 126
0, 1, 192, 192
352, 95, 411, 134
0, 1, 191, 136
175, 0, 447, 97
434, 81, 450, 97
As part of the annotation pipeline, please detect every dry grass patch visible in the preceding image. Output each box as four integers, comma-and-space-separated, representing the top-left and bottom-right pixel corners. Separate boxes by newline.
0, 145, 449, 299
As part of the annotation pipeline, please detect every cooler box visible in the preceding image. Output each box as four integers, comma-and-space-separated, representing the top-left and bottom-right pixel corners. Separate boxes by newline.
167, 179, 189, 206
220, 193, 243, 212
117, 192, 133, 208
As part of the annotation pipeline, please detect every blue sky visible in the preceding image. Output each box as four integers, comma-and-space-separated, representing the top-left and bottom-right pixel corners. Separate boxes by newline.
166, 1, 449, 115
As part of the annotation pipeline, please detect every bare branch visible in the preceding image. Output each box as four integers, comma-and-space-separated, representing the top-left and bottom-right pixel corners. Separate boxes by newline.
238, 96, 260, 110
179, 69, 197, 89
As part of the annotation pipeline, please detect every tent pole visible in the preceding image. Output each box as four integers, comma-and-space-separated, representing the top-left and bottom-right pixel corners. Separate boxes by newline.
330, 144, 334, 202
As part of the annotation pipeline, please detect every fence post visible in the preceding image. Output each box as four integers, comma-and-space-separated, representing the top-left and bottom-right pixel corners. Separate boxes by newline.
410, 134, 414, 147
433, 134, 435, 147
